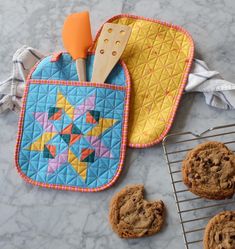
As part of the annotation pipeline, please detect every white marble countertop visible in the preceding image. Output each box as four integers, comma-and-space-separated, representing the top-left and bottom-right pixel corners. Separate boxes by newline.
0, 0, 235, 249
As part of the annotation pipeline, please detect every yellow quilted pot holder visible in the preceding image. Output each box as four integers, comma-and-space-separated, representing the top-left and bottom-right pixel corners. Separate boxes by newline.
93, 14, 194, 148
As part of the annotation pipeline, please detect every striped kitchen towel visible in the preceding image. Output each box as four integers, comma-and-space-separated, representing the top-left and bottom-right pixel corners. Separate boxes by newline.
185, 59, 235, 109
0, 46, 44, 113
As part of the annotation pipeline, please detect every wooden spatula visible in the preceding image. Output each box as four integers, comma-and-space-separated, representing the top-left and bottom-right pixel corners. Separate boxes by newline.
91, 23, 132, 83
62, 12, 92, 81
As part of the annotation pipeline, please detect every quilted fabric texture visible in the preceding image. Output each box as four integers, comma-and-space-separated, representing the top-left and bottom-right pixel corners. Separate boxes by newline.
93, 14, 194, 147
15, 53, 130, 192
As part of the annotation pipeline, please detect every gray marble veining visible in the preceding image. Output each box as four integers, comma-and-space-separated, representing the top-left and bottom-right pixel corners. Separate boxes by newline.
0, 0, 235, 248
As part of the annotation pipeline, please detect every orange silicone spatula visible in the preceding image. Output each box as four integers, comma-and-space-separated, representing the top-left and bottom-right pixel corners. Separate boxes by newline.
62, 12, 92, 81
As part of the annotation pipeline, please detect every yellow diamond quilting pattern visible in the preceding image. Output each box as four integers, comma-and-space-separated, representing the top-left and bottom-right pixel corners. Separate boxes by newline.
93, 15, 194, 148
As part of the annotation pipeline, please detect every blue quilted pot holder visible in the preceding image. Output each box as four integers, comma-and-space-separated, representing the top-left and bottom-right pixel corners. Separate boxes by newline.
15, 52, 131, 192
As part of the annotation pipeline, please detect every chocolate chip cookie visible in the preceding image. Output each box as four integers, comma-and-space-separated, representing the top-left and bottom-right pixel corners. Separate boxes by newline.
182, 141, 235, 199
109, 185, 165, 238
203, 211, 235, 249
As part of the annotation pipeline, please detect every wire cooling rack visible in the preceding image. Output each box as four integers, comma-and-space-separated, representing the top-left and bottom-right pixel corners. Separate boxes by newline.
162, 123, 235, 249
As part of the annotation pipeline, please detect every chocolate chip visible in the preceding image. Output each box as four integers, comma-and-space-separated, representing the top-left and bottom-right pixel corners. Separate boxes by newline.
194, 173, 201, 180
156, 208, 162, 213
219, 233, 223, 241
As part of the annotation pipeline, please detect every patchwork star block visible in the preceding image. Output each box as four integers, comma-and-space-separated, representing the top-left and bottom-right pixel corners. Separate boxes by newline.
27, 91, 118, 181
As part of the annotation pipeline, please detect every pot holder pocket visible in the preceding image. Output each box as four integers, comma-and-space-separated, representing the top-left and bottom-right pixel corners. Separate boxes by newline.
15, 52, 130, 192
93, 14, 194, 148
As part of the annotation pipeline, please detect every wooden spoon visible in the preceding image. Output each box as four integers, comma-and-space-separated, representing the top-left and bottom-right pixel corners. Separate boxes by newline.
62, 12, 92, 81
91, 23, 132, 83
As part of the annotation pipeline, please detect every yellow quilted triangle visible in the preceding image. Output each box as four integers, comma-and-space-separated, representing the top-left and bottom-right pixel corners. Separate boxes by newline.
28, 132, 57, 151
68, 149, 87, 180
86, 118, 117, 136
56, 91, 74, 119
